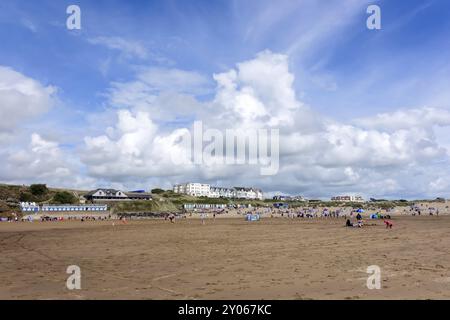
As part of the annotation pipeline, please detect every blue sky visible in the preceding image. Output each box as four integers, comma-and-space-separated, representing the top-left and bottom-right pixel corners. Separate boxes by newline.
1, 0, 449, 112
1, 0, 450, 199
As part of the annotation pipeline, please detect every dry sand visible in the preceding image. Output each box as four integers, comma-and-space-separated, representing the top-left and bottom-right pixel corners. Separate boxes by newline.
1, 216, 449, 299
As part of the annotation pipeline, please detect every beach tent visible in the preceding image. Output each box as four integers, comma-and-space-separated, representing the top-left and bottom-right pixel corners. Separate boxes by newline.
370, 214, 378, 219
246, 213, 260, 222
356, 209, 364, 213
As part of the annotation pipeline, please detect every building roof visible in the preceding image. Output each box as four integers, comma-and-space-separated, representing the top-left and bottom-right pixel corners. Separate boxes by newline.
234, 187, 262, 192
84, 188, 121, 197
84, 188, 151, 199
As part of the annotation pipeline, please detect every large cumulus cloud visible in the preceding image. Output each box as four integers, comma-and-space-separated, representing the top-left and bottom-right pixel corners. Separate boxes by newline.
0, 66, 55, 141
79, 51, 450, 198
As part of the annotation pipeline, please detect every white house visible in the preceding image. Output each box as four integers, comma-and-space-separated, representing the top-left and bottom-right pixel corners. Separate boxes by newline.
233, 187, 263, 200
273, 195, 306, 201
84, 189, 152, 201
331, 195, 364, 203
209, 187, 234, 198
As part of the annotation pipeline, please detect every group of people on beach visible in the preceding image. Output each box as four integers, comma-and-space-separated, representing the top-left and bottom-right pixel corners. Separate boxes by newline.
0, 214, 113, 223
409, 204, 440, 216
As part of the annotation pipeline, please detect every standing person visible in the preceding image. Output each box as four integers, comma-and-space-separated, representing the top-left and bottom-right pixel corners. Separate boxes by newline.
200, 212, 206, 225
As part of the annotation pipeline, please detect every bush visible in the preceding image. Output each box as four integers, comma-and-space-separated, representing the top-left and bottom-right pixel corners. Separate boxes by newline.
19, 192, 37, 202
29, 184, 48, 196
52, 191, 77, 204
151, 188, 165, 194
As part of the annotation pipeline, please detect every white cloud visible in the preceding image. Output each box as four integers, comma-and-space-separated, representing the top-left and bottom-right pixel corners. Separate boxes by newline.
2, 51, 449, 198
0, 66, 55, 136
109, 67, 210, 102
82, 110, 193, 180
88, 36, 148, 59
355, 107, 450, 131
78, 51, 450, 198
106, 67, 211, 122
213, 50, 301, 127
136, 67, 210, 94
0, 133, 91, 188
20, 18, 37, 33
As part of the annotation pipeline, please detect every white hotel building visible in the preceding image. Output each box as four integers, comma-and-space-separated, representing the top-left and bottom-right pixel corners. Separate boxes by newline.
173, 183, 263, 200
173, 183, 211, 197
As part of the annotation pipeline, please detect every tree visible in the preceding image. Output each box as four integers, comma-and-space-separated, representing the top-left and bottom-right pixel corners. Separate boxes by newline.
52, 191, 77, 204
151, 188, 165, 194
19, 192, 37, 202
29, 184, 48, 196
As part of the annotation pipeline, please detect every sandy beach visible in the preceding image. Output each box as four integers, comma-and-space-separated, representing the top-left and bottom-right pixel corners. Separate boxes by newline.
1, 215, 449, 300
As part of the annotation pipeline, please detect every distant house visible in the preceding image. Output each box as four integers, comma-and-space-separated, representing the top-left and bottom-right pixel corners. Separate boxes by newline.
209, 187, 234, 198
233, 187, 263, 200
331, 195, 364, 203
84, 189, 152, 202
273, 195, 305, 201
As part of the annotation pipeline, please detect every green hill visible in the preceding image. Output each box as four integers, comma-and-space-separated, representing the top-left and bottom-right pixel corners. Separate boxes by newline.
0, 183, 83, 217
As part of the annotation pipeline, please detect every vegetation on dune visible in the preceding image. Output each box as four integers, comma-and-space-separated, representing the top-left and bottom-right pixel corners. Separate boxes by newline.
111, 199, 180, 213
19, 191, 39, 202
29, 184, 49, 197
16, 184, 51, 203
51, 191, 78, 204
0, 201, 14, 217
